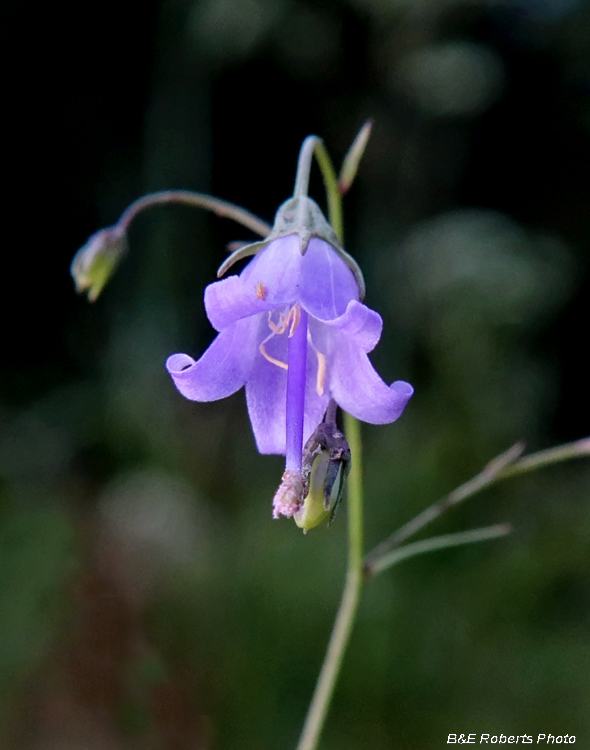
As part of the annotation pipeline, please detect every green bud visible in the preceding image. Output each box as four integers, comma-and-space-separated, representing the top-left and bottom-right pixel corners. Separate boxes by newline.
71, 227, 127, 302
294, 413, 350, 533
295, 449, 336, 532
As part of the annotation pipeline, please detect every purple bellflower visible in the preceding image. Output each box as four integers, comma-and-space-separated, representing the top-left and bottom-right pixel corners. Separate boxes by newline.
166, 196, 413, 519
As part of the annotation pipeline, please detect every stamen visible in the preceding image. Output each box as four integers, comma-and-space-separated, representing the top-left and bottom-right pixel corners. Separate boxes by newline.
259, 304, 303, 371
259, 342, 288, 370
315, 351, 327, 396
307, 329, 328, 397
287, 303, 301, 337
268, 318, 283, 335
268, 310, 289, 335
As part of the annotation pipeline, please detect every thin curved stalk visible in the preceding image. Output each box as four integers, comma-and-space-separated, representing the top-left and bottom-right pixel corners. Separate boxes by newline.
294, 136, 321, 200
368, 524, 512, 577
117, 189, 271, 237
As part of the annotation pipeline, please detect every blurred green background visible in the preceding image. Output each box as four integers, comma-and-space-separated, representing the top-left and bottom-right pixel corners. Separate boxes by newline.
2, 0, 590, 747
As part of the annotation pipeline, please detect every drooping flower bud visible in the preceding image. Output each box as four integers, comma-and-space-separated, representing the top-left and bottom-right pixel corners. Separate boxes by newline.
71, 226, 127, 302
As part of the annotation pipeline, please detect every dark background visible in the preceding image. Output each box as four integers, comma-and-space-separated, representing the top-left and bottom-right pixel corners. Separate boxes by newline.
2, 1, 589, 748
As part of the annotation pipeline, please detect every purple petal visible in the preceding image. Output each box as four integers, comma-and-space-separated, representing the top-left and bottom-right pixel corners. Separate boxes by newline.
302, 355, 331, 446
205, 276, 275, 331
245, 318, 289, 454
240, 234, 303, 303
206, 235, 303, 330
299, 238, 360, 320
207, 236, 362, 331
166, 316, 258, 401
246, 317, 329, 454
329, 334, 413, 424
313, 300, 382, 352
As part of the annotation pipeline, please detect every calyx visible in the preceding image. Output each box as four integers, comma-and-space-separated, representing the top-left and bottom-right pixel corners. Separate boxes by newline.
217, 196, 366, 299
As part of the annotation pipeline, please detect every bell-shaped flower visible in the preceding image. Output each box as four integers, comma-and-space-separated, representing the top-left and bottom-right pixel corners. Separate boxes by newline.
166, 196, 413, 519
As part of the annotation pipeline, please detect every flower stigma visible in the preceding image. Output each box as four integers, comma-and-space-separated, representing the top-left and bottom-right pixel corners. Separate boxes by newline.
271, 303, 310, 517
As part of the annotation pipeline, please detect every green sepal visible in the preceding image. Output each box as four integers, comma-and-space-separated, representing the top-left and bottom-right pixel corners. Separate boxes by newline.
217, 240, 269, 277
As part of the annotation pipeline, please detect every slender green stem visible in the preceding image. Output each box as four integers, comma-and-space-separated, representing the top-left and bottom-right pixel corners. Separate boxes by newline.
295, 571, 361, 750
117, 190, 271, 238
294, 136, 321, 199
344, 413, 364, 574
295, 141, 365, 750
367, 524, 512, 577
364, 437, 590, 576
296, 415, 364, 750
313, 141, 343, 241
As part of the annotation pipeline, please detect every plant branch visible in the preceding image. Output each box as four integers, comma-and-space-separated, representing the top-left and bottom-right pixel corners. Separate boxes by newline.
366, 524, 513, 577
500, 437, 590, 479
364, 437, 590, 577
